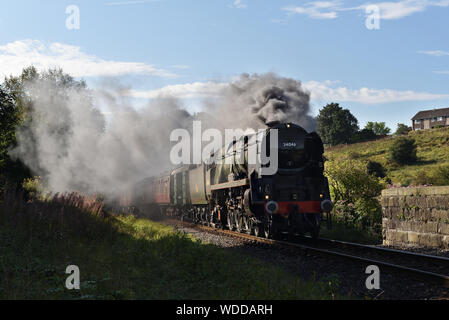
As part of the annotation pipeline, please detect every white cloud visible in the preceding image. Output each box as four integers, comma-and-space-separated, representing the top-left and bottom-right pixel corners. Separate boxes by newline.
230, 0, 247, 9
121, 78, 449, 104
433, 70, 449, 74
0, 39, 176, 78
419, 50, 449, 56
358, 0, 428, 20
283, 1, 341, 19
283, 0, 449, 20
105, 0, 161, 6
304, 80, 449, 103
123, 81, 229, 99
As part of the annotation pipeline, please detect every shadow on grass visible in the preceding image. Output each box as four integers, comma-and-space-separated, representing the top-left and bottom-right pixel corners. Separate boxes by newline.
415, 159, 438, 166
0, 189, 342, 300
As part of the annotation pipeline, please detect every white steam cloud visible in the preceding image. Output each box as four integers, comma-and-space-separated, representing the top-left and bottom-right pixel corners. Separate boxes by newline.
9, 73, 314, 196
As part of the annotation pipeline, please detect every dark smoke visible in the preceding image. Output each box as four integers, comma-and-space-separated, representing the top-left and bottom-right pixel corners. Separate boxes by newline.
212, 73, 315, 131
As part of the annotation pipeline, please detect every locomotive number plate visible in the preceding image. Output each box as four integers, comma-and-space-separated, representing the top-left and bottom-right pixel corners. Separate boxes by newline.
282, 142, 296, 147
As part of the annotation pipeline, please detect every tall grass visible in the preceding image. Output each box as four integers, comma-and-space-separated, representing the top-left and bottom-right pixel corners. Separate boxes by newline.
0, 188, 343, 299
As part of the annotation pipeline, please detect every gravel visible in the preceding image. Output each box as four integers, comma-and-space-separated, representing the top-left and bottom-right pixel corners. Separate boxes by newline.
164, 219, 449, 300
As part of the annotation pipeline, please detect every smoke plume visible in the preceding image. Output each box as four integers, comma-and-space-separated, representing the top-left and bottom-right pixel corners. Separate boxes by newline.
212, 73, 315, 131
9, 72, 315, 196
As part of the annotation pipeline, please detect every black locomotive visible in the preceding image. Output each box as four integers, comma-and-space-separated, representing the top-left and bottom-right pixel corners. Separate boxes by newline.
120, 123, 332, 239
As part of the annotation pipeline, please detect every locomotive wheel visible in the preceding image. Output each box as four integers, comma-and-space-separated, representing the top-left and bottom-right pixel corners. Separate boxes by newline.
206, 210, 212, 227
235, 210, 243, 233
261, 217, 271, 238
253, 225, 260, 237
227, 211, 235, 230
201, 208, 207, 225
194, 208, 200, 224
243, 215, 251, 234
251, 219, 260, 237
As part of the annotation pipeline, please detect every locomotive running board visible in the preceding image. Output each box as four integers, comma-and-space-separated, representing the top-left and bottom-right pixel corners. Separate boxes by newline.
210, 178, 249, 191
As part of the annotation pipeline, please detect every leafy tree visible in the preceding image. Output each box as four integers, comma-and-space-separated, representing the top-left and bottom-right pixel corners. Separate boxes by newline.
389, 137, 417, 165
0, 83, 31, 188
395, 123, 412, 135
0, 66, 91, 190
364, 121, 391, 136
351, 128, 378, 143
317, 103, 359, 146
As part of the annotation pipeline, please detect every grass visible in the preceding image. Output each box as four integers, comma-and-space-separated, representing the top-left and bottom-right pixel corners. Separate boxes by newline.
320, 221, 381, 245
325, 126, 449, 186
0, 189, 342, 300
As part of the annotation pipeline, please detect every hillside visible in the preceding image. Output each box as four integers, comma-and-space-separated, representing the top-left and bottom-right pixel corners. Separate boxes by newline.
324, 126, 449, 186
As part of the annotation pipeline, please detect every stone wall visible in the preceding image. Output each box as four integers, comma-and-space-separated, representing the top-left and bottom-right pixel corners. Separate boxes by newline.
381, 186, 449, 249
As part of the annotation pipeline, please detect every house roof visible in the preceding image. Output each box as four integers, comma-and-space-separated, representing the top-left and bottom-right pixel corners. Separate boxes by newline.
412, 107, 449, 120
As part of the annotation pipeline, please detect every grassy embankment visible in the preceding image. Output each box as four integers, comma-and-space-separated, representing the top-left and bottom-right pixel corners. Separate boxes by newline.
325, 126, 449, 186
0, 190, 341, 299
319, 127, 449, 244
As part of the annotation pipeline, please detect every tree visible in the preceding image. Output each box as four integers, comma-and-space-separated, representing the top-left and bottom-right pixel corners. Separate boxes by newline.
395, 123, 412, 135
389, 137, 417, 165
364, 122, 391, 136
351, 128, 378, 143
0, 66, 92, 190
316, 103, 359, 146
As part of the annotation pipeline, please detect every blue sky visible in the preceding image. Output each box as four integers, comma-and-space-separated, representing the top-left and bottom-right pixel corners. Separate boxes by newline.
1, 0, 448, 131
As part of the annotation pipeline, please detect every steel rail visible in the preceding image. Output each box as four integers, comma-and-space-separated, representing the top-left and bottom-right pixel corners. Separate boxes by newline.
169, 219, 449, 288
302, 236, 449, 263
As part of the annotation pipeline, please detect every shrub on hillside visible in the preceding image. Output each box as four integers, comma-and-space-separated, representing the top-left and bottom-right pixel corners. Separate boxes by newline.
366, 161, 386, 178
414, 170, 434, 186
413, 164, 449, 186
394, 123, 412, 136
22, 176, 44, 199
389, 137, 417, 165
433, 164, 449, 185
325, 160, 387, 234
351, 128, 377, 143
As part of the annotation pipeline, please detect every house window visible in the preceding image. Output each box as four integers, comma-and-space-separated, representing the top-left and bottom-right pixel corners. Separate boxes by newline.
437, 116, 444, 121
415, 119, 421, 124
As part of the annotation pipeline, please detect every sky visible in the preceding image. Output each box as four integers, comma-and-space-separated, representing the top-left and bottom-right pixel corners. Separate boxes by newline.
0, 0, 448, 131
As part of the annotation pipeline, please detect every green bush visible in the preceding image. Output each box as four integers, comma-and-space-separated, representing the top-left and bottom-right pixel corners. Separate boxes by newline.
325, 160, 387, 236
22, 176, 44, 199
433, 164, 449, 185
413, 164, 449, 186
414, 170, 433, 185
394, 123, 412, 136
366, 160, 386, 178
388, 137, 417, 165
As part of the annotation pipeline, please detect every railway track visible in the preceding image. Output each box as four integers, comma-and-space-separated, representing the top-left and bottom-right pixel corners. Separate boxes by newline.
166, 218, 449, 289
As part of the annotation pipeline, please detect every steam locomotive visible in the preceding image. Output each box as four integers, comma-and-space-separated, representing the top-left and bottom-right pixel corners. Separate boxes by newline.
119, 123, 333, 239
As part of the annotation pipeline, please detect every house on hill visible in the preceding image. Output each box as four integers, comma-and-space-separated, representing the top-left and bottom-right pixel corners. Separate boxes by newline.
412, 107, 449, 130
